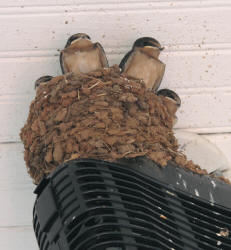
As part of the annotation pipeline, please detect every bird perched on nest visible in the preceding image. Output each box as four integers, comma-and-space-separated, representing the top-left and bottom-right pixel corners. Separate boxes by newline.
157, 88, 181, 126
34, 75, 53, 90
60, 33, 108, 75
119, 37, 165, 91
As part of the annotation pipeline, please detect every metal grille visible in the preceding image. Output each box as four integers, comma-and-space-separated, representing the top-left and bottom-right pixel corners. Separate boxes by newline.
33, 159, 231, 250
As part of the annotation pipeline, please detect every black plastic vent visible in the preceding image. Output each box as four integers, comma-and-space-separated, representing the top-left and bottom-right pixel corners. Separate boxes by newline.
33, 158, 231, 250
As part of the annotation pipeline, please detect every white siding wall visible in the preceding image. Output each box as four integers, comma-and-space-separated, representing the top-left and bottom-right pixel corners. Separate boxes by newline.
0, 1, 231, 249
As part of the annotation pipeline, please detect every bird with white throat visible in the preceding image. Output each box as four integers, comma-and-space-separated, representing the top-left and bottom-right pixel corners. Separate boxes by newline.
60, 33, 108, 75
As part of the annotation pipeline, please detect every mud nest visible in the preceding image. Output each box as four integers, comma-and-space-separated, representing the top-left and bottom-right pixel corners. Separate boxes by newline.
21, 65, 208, 184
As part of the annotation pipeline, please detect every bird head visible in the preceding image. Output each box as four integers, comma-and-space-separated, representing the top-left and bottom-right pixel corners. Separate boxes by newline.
64, 33, 91, 48
34, 75, 53, 89
133, 37, 164, 50
133, 37, 164, 58
157, 89, 181, 108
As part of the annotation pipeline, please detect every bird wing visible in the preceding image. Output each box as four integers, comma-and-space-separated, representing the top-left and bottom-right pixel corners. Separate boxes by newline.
60, 49, 78, 74
60, 51, 66, 74
95, 42, 109, 68
151, 60, 166, 92
119, 50, 133, 71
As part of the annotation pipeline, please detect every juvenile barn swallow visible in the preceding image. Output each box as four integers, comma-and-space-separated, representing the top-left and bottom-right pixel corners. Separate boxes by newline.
119, 37, 165, 91
34, 75, 53, 90
60, 33, 108, 75
157, 89, 181, 125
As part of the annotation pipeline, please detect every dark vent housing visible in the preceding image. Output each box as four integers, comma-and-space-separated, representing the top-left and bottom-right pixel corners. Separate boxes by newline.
33, 158, 231, 250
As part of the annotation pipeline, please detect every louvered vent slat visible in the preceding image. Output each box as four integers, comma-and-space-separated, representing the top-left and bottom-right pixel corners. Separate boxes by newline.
33, 158, 231, 250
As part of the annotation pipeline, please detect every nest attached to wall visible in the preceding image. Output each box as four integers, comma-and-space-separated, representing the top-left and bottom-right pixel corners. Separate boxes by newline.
21, 65, 207, 184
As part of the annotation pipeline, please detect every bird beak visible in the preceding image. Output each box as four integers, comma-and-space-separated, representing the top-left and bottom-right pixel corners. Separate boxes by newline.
144, 45, 164, 51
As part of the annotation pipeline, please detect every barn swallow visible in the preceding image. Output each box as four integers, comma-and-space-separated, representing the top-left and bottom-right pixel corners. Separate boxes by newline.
60, 33, 108, 75
157, 89, 181, 125
119, 37, 165, 91
34, 75, 53, 90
